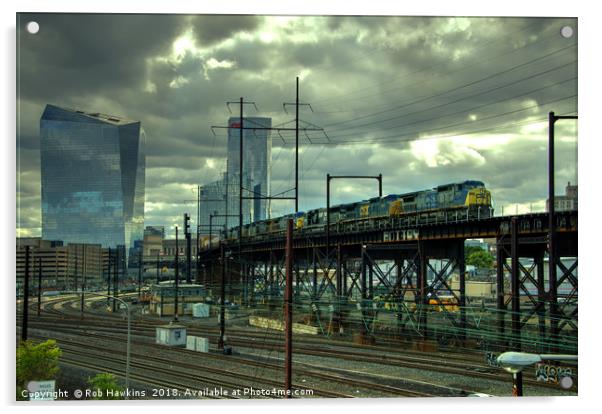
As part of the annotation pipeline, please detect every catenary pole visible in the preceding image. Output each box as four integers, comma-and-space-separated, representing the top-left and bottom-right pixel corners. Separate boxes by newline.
156, 252, 160, 284
548, 111, 577, 351
185, 213, 192, 284
80, 247, 86, 318
113, 248, 118, 312
107, 247, 112, 307
37, 256, 42, 317
138, 248, 143, 298
197, 185, 201, 283
21, 245, 30, 341
284, 219, 294, 397
174, 226, 179, 321
218, 243, 226, 350
295, 77, 299, 213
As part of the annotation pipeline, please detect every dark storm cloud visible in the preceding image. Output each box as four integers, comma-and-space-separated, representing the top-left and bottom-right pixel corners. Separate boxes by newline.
17, 13, 188, 101
190, 15, 262, 46
16, 14, 578, 236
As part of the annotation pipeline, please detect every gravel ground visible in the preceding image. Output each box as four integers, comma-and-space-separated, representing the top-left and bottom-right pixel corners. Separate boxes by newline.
27, 300, 578, 400
230, 341, 576, 398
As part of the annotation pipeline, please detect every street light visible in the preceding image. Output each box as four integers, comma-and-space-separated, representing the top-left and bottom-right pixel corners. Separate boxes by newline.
497, 351, 577, 396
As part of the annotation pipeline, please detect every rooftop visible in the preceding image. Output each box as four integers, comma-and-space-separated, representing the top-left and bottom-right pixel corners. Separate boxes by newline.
42, 104, 139, 126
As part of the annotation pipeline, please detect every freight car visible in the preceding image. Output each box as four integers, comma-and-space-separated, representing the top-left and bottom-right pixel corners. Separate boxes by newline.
226, 180, 492, 241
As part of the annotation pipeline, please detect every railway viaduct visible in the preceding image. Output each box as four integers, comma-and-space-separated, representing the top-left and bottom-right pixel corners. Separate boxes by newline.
198, 211, 577, 354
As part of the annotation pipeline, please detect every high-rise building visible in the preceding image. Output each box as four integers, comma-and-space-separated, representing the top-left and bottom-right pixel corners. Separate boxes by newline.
227, 117, 271, 222
199, 172, 252, 232
39, 105, 146, 259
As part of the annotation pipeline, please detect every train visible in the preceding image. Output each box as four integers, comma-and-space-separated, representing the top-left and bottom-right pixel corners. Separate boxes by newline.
226, 180, 493, 241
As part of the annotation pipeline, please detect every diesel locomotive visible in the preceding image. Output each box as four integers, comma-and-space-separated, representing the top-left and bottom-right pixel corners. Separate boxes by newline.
226, 180, 493, 241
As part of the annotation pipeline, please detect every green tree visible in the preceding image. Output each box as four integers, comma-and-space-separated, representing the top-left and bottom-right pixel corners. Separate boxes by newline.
466, 249, 494, 269
16, 339, 61, 401
87, 373, 123, 400
465, 245, 485, 257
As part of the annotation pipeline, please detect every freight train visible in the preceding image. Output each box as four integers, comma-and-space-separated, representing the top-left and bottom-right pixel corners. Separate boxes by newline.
226, 180, 493, 241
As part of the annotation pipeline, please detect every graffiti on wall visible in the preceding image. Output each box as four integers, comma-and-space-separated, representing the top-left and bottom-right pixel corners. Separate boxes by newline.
535, 363, 573, 385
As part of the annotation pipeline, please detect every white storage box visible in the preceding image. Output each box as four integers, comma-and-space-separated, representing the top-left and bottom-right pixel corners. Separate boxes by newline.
155, 324, 187, 347
196, 337, 209, 353
192, 303, 210, 318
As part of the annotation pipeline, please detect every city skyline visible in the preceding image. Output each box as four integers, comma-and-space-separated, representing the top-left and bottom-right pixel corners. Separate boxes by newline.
17, 14, 577, 238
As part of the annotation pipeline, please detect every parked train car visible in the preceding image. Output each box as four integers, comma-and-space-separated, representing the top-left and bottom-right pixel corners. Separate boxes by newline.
225, 180, 492, 242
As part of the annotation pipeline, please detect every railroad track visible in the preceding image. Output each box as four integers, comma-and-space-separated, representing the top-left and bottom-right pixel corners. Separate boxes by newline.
26, 303, 489, 369
27, 333, 361, 398
24, 297, 501, 369
28, 328, 431, 398
26, 315, 487, 373
20, 296, 577, 395
25, 315, 575, 393
29, 337, 232, 399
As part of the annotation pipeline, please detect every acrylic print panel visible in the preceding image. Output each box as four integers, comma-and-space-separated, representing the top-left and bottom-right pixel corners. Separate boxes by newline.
16, 13, 577, 401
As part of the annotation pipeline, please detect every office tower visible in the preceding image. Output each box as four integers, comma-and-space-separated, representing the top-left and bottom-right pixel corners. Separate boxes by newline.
199, 172, 252, 231
227, 117, 271, 223
40, 104, 145, 259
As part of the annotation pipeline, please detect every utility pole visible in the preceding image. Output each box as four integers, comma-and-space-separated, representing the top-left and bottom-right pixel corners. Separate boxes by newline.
37, 256, 42, 317
511, 217, 521, 349
156, 252, 160, 284
184, 213, 191, 284
107, 248, 112, 307
174, 226, 179, 321
138, 248, 143, 298
510, 217, 523, 396
284, 76, 315, 213
80, 247, 87, 319
238, 98, 245, 244
113, 248, 118, 313
73, 247, 78, 294
548, 111, 577, 351
218, 243, 226, 350
197, 185, 201, 283
21, 245, 30, 342
224, 174, 229, 232
284, 219, 294, 397
293, 77, 300, 214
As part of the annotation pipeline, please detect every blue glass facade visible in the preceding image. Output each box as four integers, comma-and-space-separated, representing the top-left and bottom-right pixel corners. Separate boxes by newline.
199, 172, 252, 231
227, 117, 271, 222
40, 105, 145, 256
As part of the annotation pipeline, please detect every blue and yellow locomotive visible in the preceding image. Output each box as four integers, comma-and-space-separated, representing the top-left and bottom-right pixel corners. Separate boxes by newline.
228, 180, 493, 240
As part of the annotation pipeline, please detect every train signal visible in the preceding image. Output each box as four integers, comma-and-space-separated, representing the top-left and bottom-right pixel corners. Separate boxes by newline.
183, 213, 190, 236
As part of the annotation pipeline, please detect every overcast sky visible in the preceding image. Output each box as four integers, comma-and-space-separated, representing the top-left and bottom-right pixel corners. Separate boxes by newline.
16, 14, 577, 237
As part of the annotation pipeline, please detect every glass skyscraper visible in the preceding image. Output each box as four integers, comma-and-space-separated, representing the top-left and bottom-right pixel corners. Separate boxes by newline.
40, 104, 145, 256
227, 117, 271, 223
199, 172, 252, 232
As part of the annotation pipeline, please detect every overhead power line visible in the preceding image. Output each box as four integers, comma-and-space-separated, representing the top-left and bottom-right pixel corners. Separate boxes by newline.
319, 96, 576, 146
321, 43, 576, 131
324, 74, 576, 141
